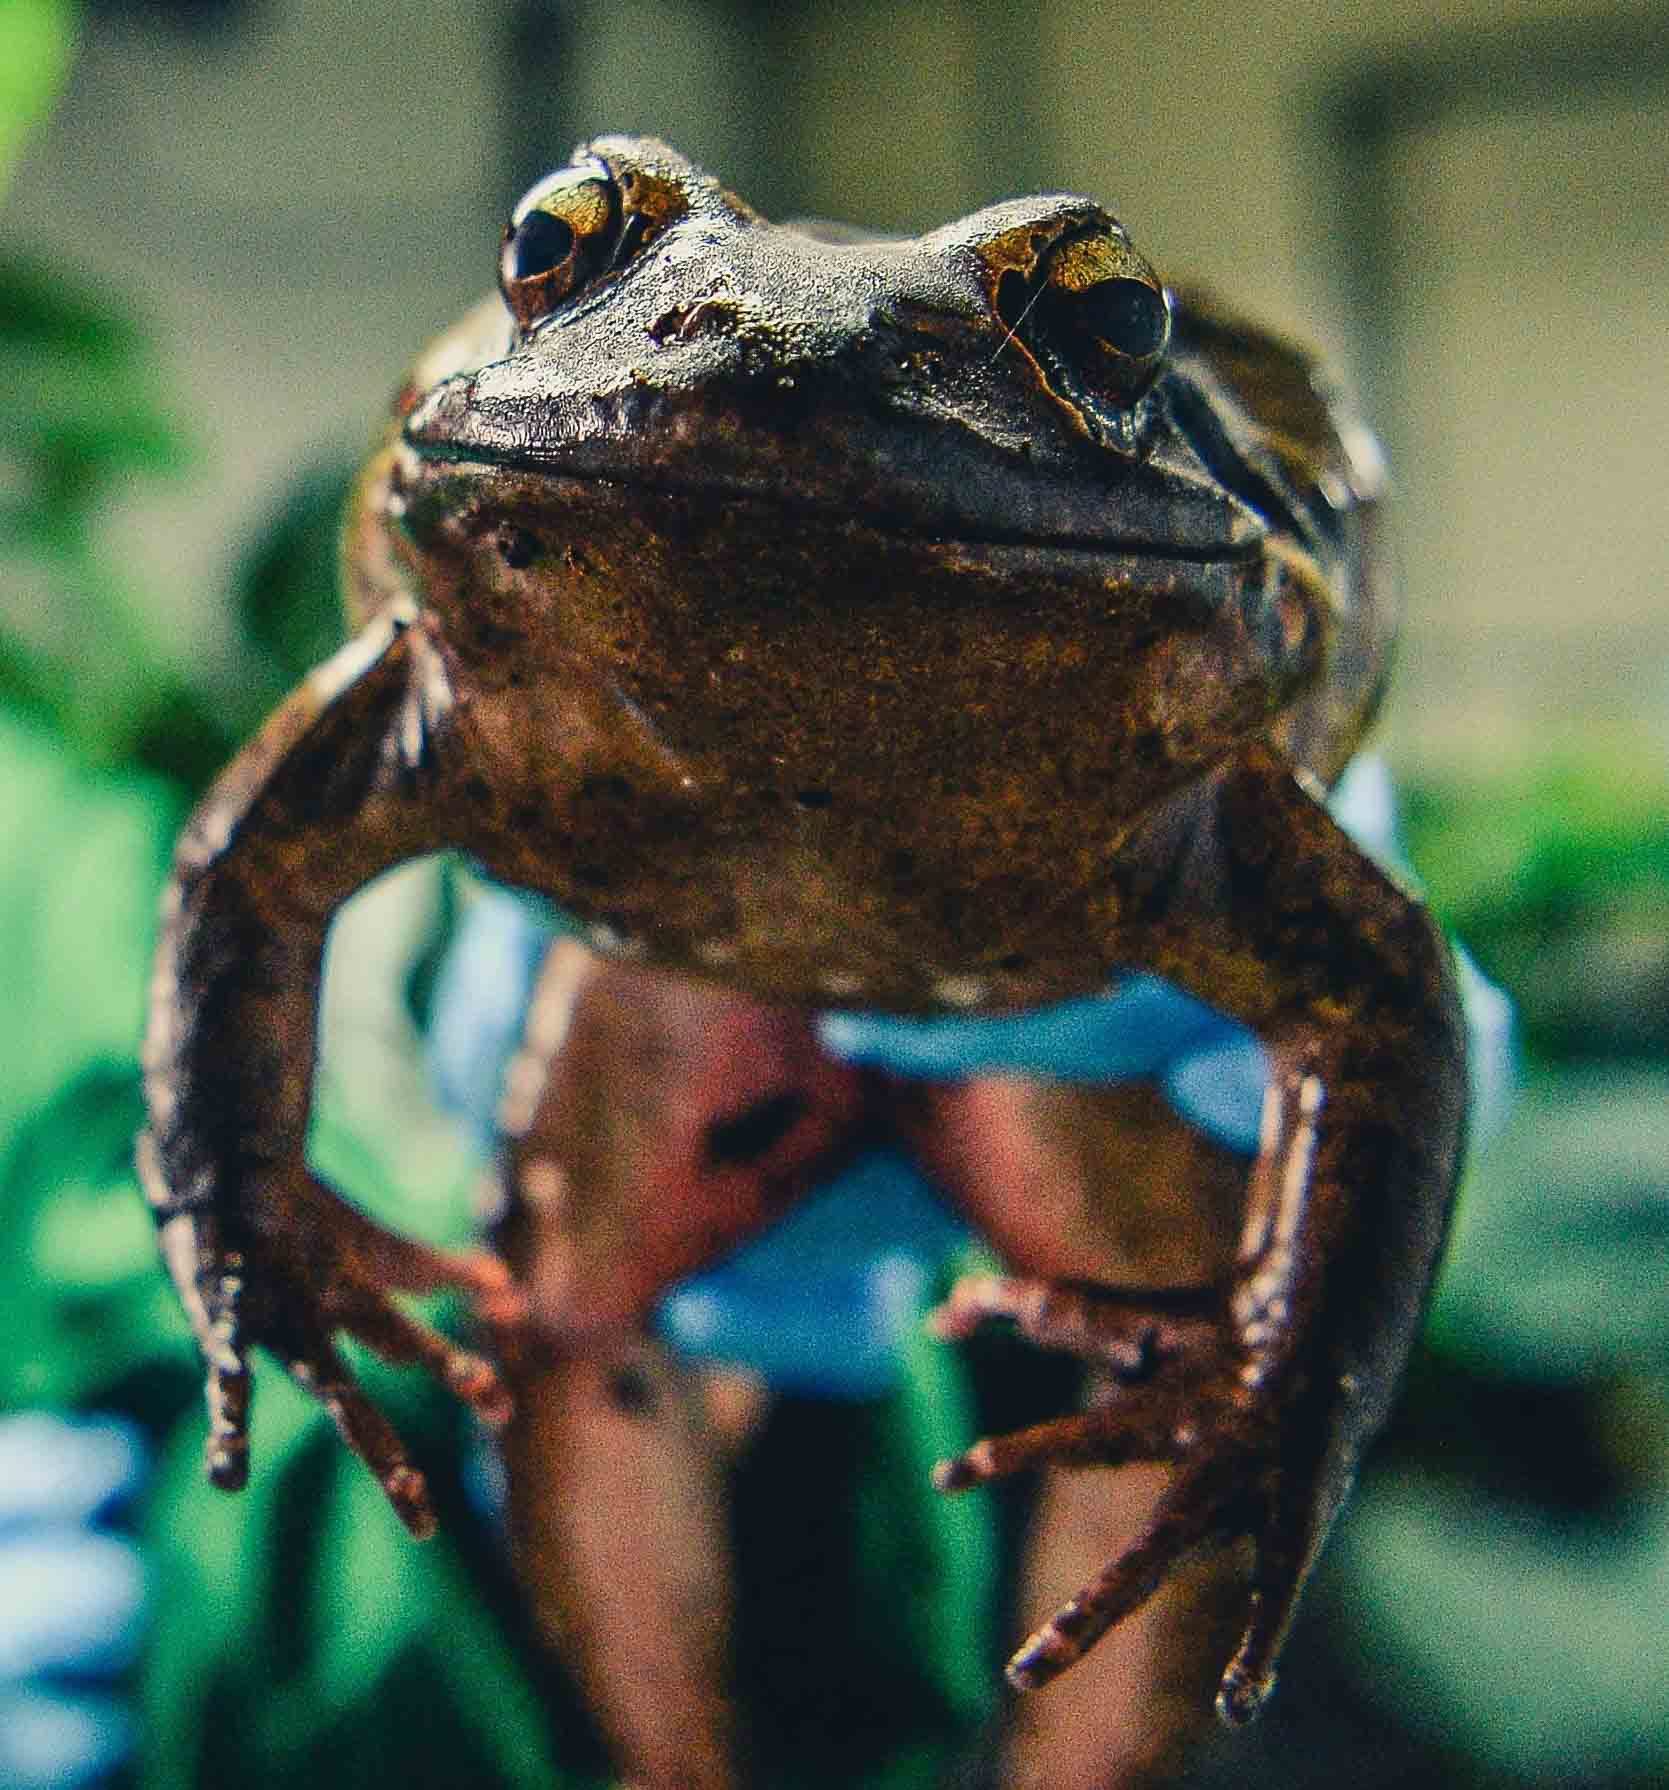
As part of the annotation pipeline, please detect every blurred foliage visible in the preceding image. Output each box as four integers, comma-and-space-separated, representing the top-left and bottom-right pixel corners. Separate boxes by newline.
0, 237, 366, 790
0, 0, 355, 788
0, 0, 75, 194
1328, 769, 1669, 1786
0, 249, 234, 785
233, 457, 359, 692
1405, 764, 1669, 1060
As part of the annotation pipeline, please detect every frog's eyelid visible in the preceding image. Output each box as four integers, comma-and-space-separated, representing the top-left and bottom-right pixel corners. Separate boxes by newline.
988, 269, 1049, 366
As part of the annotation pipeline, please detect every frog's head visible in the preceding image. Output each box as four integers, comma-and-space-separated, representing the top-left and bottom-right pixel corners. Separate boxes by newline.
404, 135, 1268, 558
387, 138, 1361, 1006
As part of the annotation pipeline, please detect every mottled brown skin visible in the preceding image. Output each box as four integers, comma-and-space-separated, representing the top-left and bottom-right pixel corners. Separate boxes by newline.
138, 135, 1466, 1772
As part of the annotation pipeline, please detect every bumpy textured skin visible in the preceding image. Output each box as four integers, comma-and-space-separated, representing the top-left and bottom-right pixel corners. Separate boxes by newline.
138, 135, 1465, 1777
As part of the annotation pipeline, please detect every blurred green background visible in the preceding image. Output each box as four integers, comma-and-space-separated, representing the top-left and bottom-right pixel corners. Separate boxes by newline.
3, 1, 1667, 1785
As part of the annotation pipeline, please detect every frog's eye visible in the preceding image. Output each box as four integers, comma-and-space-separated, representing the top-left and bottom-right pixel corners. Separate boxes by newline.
1001, 227, 1171, 406
499, 159, 623, 330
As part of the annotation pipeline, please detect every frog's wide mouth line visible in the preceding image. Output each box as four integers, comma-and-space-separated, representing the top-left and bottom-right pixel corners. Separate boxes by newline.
399, 447, 1271, 567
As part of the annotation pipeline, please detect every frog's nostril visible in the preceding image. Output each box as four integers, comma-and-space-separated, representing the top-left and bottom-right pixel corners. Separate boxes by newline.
647, 294, 744, 344
498, 527, 543, 568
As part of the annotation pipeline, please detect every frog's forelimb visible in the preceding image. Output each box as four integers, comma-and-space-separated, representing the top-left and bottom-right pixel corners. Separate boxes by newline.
137, 611, 519, 1534
923, 745, 1466, 1723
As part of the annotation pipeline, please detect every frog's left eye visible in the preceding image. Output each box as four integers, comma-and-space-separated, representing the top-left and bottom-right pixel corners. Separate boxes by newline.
499, 159, 623, 330
1001, 227, 1172, 408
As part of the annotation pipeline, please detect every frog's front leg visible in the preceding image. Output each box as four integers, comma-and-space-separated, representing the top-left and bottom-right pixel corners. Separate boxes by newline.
138, 610, 519, 1535
927, 743, 1467, 1723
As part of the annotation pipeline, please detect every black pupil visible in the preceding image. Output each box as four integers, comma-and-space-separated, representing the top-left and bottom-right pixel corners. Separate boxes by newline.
508, 209, 576, 281
1078, 278, 1167, 358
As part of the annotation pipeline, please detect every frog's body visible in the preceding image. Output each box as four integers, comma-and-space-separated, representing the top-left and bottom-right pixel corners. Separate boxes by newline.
348, 148, 1384, 1011
138, 136, 1465, 1774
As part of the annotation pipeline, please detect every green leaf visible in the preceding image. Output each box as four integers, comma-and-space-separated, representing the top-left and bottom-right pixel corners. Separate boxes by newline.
0, 0, 75, 198
1427, 1065, 1669, 1382
1404, 761, 1669, 1060
0, 250, 145, 366
1337, 1468, 1669, 1780
309, 857, 485, 1246
0, 335, 190, 478
0, 711, 181, 1156
139, 1345, 597, 1790
0, 1061, 196, 1416
0, 253, 217, 780
0, 716, 195, 1414
233, 456, 357, 693
852, 1307, 998, 1732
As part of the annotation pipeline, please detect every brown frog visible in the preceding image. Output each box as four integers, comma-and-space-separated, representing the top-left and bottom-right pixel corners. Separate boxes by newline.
138, 136, 1466, 1742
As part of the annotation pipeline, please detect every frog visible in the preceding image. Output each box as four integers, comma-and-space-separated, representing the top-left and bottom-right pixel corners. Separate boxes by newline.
137, 134, 1467, 1738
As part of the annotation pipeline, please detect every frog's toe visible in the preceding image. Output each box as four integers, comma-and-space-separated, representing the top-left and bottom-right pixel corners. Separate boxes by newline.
202, 1331, 252, 1491
933, 1395, 1183, 1492
151, 1205, 253, 1490
1002, 1456, 1241, 1691
284, 1171, 522, 1419
332, 1280, 514, 1429
308, 1179, 519, 1310
930, 1267, 1319, 1714
198, 1172, 523, 1523
1211, 1466, 1318, 1724
280, 1329, 438, 1539
927, 1272, 1220, 1375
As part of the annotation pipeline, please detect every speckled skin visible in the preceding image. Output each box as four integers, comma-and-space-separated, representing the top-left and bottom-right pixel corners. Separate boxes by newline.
137, 136, 1465, 1763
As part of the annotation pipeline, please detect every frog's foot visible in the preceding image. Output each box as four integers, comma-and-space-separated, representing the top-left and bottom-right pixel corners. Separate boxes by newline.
929, 1272, 1315, 1725
147, 1144, 521, 1537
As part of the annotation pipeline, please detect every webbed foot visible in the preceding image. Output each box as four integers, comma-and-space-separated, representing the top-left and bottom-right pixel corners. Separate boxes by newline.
142, 1135, 521, 1536
929, 1269, 1327, 1724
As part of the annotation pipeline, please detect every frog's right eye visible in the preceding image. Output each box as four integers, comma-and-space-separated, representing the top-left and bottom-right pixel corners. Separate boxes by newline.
499, 159, 623, 330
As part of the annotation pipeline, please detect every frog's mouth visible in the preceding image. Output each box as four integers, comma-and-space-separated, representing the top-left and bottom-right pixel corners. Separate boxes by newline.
401, 366, 1271, 565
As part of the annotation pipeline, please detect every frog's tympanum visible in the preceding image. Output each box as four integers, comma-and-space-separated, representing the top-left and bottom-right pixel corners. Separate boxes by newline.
139, 136, 1465, 1765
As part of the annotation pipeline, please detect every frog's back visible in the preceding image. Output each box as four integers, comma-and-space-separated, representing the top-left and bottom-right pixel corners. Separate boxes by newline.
1165, 292, 1393, 788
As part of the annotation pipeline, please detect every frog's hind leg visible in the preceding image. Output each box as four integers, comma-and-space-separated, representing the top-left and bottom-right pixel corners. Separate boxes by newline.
493, 939, 873, 1342
489, 944, 876, 1790
500, 1331, 745, 1790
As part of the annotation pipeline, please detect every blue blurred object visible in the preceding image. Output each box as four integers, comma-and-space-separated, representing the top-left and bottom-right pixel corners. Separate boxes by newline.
0, 1415, 146, 1790
657, 1155, 970, 1398
818, 974, 1268, 1153
427, 756, 1514, 1397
